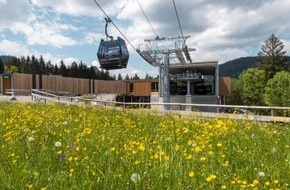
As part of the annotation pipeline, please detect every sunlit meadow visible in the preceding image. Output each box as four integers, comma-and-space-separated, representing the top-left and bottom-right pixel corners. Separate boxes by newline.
0, 102, 289, 189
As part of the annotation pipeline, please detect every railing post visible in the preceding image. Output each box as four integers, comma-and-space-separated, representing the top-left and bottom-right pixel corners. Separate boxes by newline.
271, 109, 274, 116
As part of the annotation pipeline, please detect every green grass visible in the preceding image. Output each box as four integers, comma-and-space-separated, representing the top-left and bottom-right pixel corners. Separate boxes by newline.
0, 102, 289, 189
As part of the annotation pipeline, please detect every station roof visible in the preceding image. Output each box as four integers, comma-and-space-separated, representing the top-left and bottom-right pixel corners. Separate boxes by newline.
169, 61, 218, 75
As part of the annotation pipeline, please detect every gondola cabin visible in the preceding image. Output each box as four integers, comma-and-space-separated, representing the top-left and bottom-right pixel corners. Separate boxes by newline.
97, 37, 129, 70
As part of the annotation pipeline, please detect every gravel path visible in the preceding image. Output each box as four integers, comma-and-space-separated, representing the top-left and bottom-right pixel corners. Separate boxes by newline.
0, 95, 34, 103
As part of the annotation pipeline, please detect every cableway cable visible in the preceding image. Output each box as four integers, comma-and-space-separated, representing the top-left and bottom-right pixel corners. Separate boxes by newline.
136, 0, 158, 38
172, 0, 185, 46
135, 0, 168, 51
92, 0, 137, 52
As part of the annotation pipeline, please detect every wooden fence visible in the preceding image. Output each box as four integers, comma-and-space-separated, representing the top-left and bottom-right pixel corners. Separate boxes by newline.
10, 73, 127, 95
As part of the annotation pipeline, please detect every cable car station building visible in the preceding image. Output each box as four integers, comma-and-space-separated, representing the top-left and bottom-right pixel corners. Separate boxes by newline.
146, 61, 220, 111
137, 36, 222, 111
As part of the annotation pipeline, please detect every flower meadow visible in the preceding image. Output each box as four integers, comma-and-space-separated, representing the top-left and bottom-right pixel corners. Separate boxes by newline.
0, 102, 289, 190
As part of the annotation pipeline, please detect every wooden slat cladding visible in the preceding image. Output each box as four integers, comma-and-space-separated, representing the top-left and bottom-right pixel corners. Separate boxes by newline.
94, 80, 127, 94
13, 73, 32, 89
10, 73, 127, 95
219, 77, 231, 96
132, 81, 151, 96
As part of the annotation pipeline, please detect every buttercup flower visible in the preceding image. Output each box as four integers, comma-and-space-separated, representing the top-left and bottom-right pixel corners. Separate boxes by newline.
188, 171, 195, 178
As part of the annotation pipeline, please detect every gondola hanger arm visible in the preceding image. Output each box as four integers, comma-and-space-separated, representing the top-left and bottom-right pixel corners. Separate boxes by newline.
104, 17, 113, 40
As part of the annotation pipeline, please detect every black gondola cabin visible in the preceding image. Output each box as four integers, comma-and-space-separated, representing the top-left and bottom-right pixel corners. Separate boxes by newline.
97, 37, 129, 70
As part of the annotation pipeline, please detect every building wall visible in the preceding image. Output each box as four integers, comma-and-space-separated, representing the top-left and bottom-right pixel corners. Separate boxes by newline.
94, 80, 127, 95
132, 81, 151, 96
219, 77, 231, 97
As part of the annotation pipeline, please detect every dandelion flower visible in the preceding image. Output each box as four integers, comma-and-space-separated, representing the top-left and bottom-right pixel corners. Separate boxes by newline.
130, 173, 141, 183
258, 171, 265, 177
55, 141, 62, 147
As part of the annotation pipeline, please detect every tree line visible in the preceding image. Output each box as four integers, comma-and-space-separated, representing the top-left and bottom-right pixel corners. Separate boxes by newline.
228, 34, 290, 107
0, 55, 154, 80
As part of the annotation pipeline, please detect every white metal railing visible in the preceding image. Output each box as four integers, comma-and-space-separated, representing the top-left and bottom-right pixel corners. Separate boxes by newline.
5, 89, 31, 96
29, 89, 290, 122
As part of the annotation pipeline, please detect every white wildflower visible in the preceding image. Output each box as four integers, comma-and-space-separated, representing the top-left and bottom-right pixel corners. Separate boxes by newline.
130, 173, 141, 183
28, 137, 34, 141
272, 148, 277, 153
259, 172, 265, 177
55, 141, 62, 147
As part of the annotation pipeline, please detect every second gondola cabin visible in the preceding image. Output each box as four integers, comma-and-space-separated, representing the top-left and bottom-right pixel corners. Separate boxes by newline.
97, 37, 129, 70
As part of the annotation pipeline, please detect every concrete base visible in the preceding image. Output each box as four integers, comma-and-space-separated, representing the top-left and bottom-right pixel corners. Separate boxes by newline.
185, 95, 192, 111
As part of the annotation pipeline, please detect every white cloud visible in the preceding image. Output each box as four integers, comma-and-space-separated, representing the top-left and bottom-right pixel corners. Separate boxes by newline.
109, 64, 158, 79
1, 0, 290, 75
91, 60, 100, 67
0, 40, 31, 56
0, 0, 7, 4
83, 33, 104, 44
0, 40, 80, 67
281, 39, 290, 55
9, 21, 78, 48
30, 0, 127, 17
0, 0, 35, 29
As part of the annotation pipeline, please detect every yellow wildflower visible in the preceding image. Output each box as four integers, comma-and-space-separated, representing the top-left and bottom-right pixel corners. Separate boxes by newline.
138, 144, 145, 151
206, 174, 217, 182
217, 143, 223, 147
252, 179, 259, 186
188, 171, 195, 178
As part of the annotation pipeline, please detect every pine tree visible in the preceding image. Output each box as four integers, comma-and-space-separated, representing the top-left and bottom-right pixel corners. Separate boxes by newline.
59, 60, 68, 77
258, 34, 288, 80
117, 73, 123, 80
0, 58, 4, 74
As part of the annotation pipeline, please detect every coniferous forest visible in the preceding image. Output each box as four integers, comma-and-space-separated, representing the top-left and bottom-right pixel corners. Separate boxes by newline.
0, 55, 116, 80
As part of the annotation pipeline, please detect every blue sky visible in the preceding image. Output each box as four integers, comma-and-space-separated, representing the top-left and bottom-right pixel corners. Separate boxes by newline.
0, 0, 290, 78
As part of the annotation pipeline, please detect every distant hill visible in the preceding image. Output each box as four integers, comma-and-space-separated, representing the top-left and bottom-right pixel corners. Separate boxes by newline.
0, 55, 17, 63
219, 56, 290, 78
